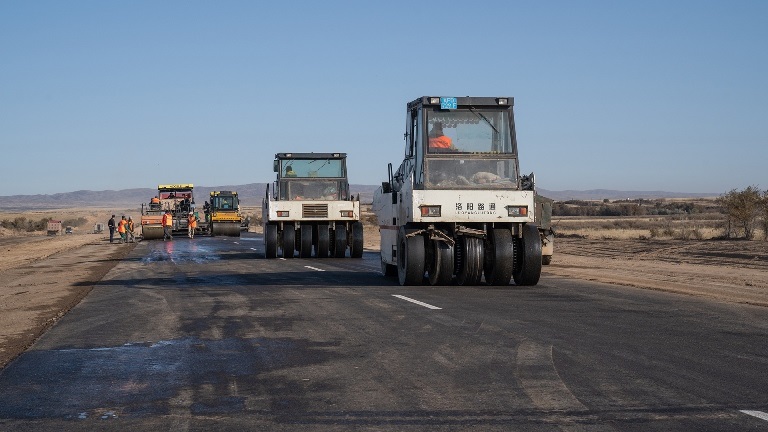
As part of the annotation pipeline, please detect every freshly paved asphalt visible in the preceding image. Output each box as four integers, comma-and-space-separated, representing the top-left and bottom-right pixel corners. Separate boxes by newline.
0, 233, 766, 431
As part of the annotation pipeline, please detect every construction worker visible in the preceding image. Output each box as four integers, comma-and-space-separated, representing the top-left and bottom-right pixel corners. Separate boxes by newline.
126, 217, 135, 243
285, 165, 297, 177
118, 215, 127, 243
108, 214, 116, 243
162, 210, 173, 241
428, 122, 455, 152
187, 212, 197, 238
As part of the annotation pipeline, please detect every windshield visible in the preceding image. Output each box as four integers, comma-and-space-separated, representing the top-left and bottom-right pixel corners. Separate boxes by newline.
212, 195, 238, 210
424, 158, 518, 190
426, 109, 513, 154
279, 180, 344, 201
280, 158, 345, 178
159, 190, 192, 199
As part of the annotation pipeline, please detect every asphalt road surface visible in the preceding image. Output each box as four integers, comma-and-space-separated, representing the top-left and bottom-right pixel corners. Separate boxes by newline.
1, 233, 767, 431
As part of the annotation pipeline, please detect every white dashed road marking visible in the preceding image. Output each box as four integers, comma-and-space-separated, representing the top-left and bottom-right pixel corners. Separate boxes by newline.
740, 410, 768, 421
305, 266, 325, 272
392, 295, 442, 310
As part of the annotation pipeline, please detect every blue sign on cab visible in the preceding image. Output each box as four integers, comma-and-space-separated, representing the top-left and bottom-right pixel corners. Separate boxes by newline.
440, 97, 457, 109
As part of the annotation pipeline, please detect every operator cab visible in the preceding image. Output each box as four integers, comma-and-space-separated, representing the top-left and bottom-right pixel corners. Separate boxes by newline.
273, 153, 350, 201
211, 191, 239, 211
402, 96, 521, 190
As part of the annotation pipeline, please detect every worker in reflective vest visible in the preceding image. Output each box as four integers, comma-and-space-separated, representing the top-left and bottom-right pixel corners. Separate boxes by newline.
162, 210, 173, 241
428, 122, 455, 152
118, 216, 127, 243
187, 213, 197, 238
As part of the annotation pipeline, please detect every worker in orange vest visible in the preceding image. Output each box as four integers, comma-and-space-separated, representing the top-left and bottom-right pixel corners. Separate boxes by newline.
162, 210, 173, 241
187, 212, 197, 238
428, 122, 455, 152
117, 215, 127, 243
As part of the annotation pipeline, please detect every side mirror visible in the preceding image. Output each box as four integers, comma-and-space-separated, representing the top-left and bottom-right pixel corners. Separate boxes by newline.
273, 160, 278, 172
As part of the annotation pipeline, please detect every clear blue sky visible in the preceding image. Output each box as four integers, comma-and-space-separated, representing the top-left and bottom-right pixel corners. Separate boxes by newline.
1, 1, 766, 196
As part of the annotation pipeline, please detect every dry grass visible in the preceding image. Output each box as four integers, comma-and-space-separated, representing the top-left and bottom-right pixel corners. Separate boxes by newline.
553, 215, 751, 240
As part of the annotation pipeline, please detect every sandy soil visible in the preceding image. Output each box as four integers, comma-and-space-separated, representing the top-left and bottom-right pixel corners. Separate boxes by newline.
1, 207, 766, 370
547, 237, 768, 306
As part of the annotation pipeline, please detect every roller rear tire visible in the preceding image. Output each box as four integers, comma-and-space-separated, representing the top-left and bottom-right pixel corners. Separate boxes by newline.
484, 229, 514, 286
282, 225, 295, 259
333, 224, 347, 258
350, 222, 364, 258
299, 224, 312, 258
397, 227, 425, 286
315, 224, 329, 258
265, 224, 277, 258
426, 238, 454, 285
456, 236, 483, 286
513, 224, 543, 286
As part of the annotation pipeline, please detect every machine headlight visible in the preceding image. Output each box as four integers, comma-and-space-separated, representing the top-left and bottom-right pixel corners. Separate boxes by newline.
497, 98, 509, 105
340, 210, 353, 218
506, 206, 528, 217
277, 211, 290, 217
420, 205, 441, 217
429, 97, 440, 104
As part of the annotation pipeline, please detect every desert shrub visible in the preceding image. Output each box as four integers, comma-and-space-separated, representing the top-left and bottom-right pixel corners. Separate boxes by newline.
675, 227, 692, 240
718, 186, 762, 239
692, 227, 704, 240
0, 219, 11, 229
649, 227, 660, 238
762, 190, 768, 241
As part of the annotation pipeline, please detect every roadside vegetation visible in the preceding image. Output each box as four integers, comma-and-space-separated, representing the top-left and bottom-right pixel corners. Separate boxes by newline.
0, 216, 88, 233
553, 186, 768, 241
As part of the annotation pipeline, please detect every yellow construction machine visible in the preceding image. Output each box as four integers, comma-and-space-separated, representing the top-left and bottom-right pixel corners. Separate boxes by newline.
206, 190, 242, 237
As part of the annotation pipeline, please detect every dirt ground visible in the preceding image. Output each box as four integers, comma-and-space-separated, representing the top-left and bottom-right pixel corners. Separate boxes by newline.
1, 207, 766, 370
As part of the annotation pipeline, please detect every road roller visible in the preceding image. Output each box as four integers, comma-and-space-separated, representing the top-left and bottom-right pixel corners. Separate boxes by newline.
262, 152, 363, 258
372, 96, 548, 286
207, 190, 242, 237
140, 184, 196, 240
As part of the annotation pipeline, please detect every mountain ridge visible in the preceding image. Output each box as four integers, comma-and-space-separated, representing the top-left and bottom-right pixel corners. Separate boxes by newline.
0, 184, 719, 210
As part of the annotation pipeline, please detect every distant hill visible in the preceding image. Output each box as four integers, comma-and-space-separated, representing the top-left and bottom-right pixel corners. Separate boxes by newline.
0, 184, 717, 210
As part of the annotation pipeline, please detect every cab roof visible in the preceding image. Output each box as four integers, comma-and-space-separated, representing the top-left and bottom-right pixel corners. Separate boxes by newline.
407, 96, 514, 110
275, 153, 346, 159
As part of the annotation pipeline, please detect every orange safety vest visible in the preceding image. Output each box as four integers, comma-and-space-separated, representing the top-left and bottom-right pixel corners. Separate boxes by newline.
162, 213, 173, 227
188, 216, 197, 229
429, 135, 453, 149
118, 219, 126, 233
150, 197, 160, 204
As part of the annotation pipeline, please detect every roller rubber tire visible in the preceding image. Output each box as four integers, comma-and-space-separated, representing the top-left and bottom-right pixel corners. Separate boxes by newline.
315, 224, 329, 258
333, 224, 347, 258
484, 228, 515, 286
350, 222, 364, 258
426, 239, 454, 286
513, 224, 543, 286
265, 224, 278, 258
397, 226, 425, 286
282, 225, 295, 259
299, 224, 312, 258
456, 236, 484, 286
